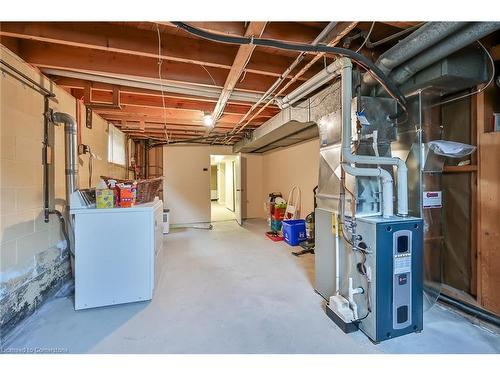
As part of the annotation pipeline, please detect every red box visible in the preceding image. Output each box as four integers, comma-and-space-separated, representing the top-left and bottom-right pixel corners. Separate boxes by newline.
116, 183, 137, 208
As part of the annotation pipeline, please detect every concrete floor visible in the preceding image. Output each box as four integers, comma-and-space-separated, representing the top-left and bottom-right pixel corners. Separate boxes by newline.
211, 201, 235, 222
3, 220, 499, 354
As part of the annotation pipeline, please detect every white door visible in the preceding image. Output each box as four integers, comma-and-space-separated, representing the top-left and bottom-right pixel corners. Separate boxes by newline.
234, 154, 242, 225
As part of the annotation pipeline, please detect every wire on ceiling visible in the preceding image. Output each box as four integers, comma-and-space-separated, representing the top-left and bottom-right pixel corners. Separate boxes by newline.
156, 23, 169, 142
172, 21, 408, 114
356, 22, 376, 53
201, 65, 218, 86
365, 23, 424, 49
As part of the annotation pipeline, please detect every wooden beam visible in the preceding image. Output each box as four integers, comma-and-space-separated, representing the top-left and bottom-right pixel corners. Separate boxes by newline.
116, 121, 258, 132
178, 21, 330, 44
380, 22, 421, 29
18, 39, 300, 94
0, 22, 312, 80
211, 22, 267, 132
99, 113, 261, 127
476, 83, 500, 314
82, 89, 278, 117
442, 165, 478, 173
491, 44, 500, 61
181, 22, 246, 36
233, 21, 358, 135
52, 76, 281, 109
262, 22, 331, 43
95, 104, 258, 123
0, 22, 237, 70
470, 94, 478, 297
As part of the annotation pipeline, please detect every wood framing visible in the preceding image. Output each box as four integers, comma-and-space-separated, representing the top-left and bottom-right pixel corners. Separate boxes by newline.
0, 21, 396, 142
476, 84, 500, 315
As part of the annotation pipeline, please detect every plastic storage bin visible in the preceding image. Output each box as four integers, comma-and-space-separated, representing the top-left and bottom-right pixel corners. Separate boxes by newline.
282, 219, 306, 246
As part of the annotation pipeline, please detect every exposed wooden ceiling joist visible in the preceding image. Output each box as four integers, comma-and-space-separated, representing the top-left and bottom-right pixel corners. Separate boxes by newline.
98, 112, 262, 127
159, 21, 328, 44
16, 39, 304, 94
231, 21, 358, 136
210, 22, 267, 133
380, 22, 421, 29
1, 21, 369, 143
79, 89, 279, 117
0, 22, 315, 81
56, 76, 281, 109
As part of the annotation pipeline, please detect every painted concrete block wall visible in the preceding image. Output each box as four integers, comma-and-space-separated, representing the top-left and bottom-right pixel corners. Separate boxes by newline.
262, 139, 320, 219
0, 46, 126, 336
78, 103, 127, 189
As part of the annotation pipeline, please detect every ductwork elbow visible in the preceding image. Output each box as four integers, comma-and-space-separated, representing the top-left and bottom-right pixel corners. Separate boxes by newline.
51, 112, 77, 132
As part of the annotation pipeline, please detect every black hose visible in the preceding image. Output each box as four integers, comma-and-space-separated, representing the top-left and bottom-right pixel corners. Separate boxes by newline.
49, 210, 73, 258
438, 293, 500, 327
172, 22, 408, 112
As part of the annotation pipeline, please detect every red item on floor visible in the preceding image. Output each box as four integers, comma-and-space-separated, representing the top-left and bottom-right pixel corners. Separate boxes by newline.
271, 206, 285, 221
266, 231, 284, 242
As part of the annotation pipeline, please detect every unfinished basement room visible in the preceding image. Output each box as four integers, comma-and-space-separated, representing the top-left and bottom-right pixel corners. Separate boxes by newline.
1, 2, 500, 371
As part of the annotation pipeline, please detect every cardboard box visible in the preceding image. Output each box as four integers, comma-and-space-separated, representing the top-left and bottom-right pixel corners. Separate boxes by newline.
96, 189, 114, 209
116, 183, 137, 208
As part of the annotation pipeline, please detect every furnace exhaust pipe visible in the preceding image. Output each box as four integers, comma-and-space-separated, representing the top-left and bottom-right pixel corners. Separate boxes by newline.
338, 58, 408, 217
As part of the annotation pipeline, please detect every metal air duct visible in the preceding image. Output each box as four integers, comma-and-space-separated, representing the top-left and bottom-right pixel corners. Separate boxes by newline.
363, 22, 468, 88
51, 112, 79, 203
388, 22, 500, 87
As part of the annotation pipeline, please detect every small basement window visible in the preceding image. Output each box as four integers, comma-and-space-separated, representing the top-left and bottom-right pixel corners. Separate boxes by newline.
108, 123, 126, 166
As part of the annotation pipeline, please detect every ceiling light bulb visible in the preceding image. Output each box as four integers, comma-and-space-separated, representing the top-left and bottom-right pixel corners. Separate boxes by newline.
203, 114, 214, 127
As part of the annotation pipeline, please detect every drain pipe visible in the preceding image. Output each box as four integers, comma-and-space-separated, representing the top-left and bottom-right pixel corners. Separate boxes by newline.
339, 58, 408, 217
51, 112, 79, 203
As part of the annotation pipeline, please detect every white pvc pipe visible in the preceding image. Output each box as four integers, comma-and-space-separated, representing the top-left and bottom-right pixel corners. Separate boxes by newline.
343, 164, 394, 218
338, 59, 408, 217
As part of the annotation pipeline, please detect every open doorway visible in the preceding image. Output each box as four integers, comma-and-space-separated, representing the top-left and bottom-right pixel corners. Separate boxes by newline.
210, 155, 240, 223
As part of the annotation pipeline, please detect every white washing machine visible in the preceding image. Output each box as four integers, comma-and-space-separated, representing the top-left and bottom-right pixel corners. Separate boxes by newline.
70, 193, 163, 310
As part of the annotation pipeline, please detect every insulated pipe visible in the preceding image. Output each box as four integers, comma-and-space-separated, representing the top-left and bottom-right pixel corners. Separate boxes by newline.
363, 22, 468, 87
41, 68, 266, 104
339, 58, 409, 217
233, 22, 339, 129
388, 22, 500, 87
51, 112, 79, 204
278, 58, 347, 109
